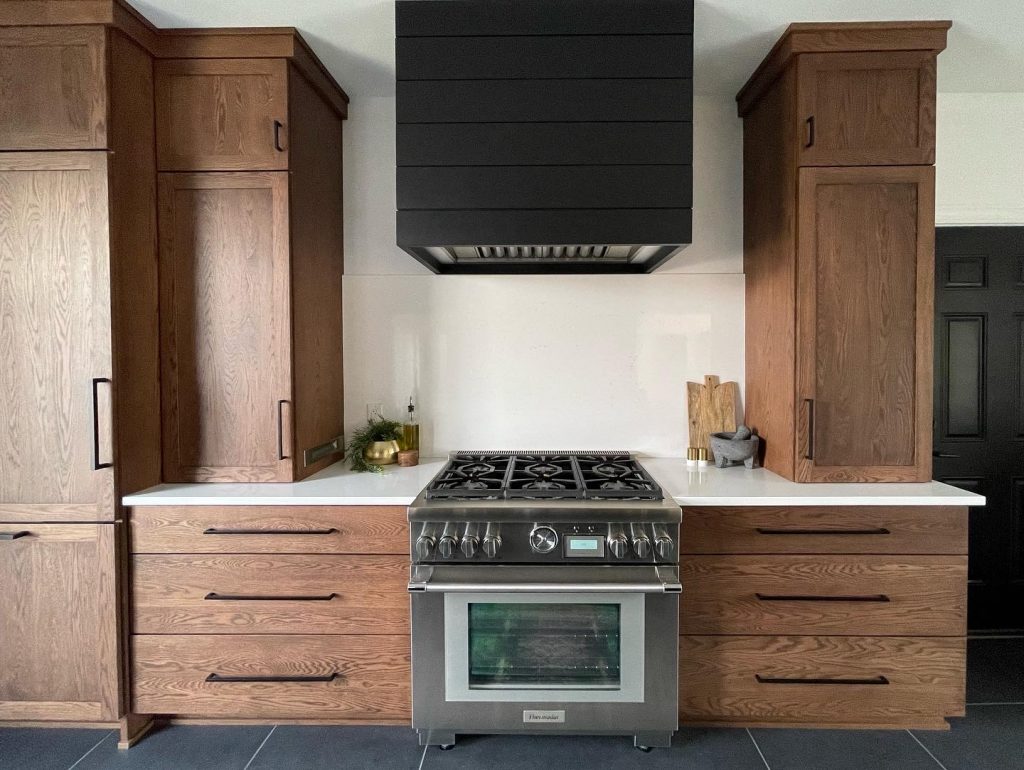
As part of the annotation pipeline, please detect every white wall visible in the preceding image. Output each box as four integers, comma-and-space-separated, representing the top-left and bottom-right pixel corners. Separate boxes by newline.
343, 95, 745, 456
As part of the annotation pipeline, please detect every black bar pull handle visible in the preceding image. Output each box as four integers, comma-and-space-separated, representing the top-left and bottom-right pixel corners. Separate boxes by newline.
202, 527, 338, 536
206, 672, 338, 684
805, 116, 815, 148
755, 527, 891, 536
277, 400, 290, 460
756, 674, 888, 686
92, 377, 113, 470
933, 450, 961, 459
204, 592, 337, 602
804, 398, 815, 460
273, 120, 285, 152
756, 593, 891, 603
0, 531, 31, 541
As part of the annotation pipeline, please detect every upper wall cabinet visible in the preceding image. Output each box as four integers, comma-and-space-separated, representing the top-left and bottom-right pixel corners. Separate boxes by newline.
796, 51, 937, 166
0, 26, 107, 150
156, 59, 289, 171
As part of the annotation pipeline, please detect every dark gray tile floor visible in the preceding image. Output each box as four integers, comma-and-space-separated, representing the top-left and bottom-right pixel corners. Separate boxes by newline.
1, 637, 1021, 770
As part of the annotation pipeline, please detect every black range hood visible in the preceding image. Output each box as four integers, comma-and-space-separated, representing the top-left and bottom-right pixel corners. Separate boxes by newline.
395, 0, 694, 274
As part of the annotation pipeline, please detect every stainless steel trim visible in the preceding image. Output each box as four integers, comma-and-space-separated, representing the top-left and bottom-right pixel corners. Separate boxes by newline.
303, 434, 345, 467
408, 564, 680, 594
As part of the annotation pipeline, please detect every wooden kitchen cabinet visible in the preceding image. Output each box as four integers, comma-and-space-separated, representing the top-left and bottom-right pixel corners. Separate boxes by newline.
157, 52, 348, 483
738, 22, 948, 482
155, 59, 289, 171
0, 525, 120, 721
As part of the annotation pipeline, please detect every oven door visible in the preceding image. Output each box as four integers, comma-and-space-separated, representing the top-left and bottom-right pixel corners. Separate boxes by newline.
409, 565, 680, 706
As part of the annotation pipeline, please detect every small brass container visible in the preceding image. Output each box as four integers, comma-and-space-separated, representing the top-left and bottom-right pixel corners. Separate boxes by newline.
364, 440, 400, 466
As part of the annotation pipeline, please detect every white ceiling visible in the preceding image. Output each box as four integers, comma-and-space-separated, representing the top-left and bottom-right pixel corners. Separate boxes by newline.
129, 0, 1024, 98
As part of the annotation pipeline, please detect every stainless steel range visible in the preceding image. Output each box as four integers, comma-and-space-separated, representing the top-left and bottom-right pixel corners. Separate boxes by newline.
408, 451, 681, 751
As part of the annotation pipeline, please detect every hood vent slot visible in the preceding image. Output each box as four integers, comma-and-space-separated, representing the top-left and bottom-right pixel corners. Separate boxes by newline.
396, 0, 694, 275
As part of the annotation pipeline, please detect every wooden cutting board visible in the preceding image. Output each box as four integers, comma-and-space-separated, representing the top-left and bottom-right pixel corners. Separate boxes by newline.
687, 375, 739, 457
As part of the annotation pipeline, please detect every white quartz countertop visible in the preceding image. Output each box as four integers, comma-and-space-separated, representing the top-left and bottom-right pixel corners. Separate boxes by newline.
641, 459, 986, 507
123, 457, 986, 508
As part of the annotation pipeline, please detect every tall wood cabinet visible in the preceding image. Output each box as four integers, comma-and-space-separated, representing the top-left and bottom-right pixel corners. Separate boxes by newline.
156, 46, 348, 483
739, 22, 949, 482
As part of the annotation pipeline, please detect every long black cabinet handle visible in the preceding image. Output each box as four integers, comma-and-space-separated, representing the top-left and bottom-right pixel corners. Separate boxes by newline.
206, 672, 338, 684
273, 120, 285, 152
755, 527, 891, 536
277, 400, 290, 460
756, 593, 891, 603
756, 674, 888, 686
204, 592, 337, 602
92, 377, 113, 470
803, 398, 815, 460
0, 531, 31, 541
202, 527, 338, 536
804, 116, 815, 148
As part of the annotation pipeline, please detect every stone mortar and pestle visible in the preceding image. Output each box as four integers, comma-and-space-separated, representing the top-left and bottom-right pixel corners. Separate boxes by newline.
710, 425, 760, 469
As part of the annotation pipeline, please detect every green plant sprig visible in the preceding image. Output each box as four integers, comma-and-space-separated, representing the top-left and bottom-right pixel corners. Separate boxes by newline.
347, 417, 404, 473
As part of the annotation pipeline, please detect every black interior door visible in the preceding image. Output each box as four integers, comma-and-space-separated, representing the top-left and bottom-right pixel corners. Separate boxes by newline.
935, 227, 1024, 630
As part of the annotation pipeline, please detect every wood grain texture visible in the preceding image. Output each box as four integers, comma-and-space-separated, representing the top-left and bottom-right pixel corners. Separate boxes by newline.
680, 554, 966, 636
797, 52, 937, 166
687, 375, 738, 454
0, 152, 115, 519
129, 506, 408, 555
736, 21, 950, 117
681, 506, 968, 555
0, 524, 120, 721
131, 554, 410, 634
158, 172, 293, 482
131, 634, 410, 719
796, 166, 935, 482
155, 58, 288, 171
0, 26, 107, 150
107, 28, 161, 499
287, 63, 346, 480
680, 635, 965, 726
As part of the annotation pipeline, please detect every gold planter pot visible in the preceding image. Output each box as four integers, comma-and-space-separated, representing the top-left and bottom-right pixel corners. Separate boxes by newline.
364, 440, 401, 466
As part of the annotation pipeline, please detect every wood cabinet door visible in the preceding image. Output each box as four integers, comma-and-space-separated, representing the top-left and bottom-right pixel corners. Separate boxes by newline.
0, 524, 120, 721
155, 59, 289, 171
0, 153, 115, 522
796, 52, 936, 166
796, 166, 934, 482
0, 27, 107, 150
159, 172, 294, 482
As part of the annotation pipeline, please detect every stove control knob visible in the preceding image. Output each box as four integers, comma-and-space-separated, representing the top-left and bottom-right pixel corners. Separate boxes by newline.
655, 536, 675, 560
482, 534, 502, 558
632, 535, 651, 559
438, 535, 458, 559
529, 526, 559, 554
414, 535, 436, 560
609, 534, 629, 559
461, 534, 479, 558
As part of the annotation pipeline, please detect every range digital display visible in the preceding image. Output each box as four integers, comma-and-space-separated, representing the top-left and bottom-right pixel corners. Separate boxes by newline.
565, 535, 605, 557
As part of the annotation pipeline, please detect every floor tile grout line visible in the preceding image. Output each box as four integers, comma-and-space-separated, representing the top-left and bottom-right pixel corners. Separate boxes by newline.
746, 728, 772, 770
906, 729, 950, 770
66, 730, 116, 770
242, 724, 277, 770
417, 744, 429, 770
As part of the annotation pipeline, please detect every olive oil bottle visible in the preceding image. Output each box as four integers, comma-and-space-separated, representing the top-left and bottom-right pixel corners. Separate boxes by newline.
402, 397, 420, 451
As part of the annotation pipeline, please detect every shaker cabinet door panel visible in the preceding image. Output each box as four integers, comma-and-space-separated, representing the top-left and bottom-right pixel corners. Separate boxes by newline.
158, 172, 293, 482
796, 166, 934, 482
796, 52, 936, 167
155, 59, 289, 171
0, 152, 115, 521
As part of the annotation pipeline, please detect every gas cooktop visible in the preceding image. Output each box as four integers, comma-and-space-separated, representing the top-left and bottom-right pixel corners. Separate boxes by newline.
424, 451, 663, 501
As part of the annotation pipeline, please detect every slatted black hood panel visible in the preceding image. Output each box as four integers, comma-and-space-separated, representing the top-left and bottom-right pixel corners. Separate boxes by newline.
395, 0, 694, 274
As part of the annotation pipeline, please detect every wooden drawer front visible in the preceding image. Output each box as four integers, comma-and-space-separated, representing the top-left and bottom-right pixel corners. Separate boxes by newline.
680, 555, 966, 636
0, 27, 106, 150
680, 635, 965, 727
682, 507, 967, 555
132, 634, 410, 719
130, 506, 408, 554
132, 555, 409, 634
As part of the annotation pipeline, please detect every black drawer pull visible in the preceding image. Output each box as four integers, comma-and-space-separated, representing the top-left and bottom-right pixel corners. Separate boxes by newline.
204, 592, 337, 602
202, 528, 338, 536
756, 674, 889, 686
206, 672, 338, 684
0, 531, 31, 541
756, 593, 891, 603
755, 528, 891, 536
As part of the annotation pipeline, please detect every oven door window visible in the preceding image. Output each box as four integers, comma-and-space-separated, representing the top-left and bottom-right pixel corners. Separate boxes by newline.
445, 592, 645, 703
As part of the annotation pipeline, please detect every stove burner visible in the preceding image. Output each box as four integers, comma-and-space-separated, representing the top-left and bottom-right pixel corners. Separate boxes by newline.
522, 479, 566, 490
524, 462, 561, 477
592, 462, 632, 478
460, 462, 496, 477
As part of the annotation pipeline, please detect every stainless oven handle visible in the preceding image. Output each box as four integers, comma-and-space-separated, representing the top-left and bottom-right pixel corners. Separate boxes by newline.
408, 565, 681, 594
